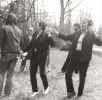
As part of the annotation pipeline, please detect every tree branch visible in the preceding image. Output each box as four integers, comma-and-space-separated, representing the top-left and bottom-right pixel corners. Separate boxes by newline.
1, 0, 22, 16
64, 13, 71, 20
64, 0, 71, 11
27, 0, 36, 21
64, 0, 84, 14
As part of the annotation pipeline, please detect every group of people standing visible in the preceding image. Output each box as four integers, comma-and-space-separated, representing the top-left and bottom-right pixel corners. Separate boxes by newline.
0, 12, 102, 100
0, 13, 55, 98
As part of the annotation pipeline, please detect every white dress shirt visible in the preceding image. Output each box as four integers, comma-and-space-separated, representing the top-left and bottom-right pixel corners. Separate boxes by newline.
76, 32, 87, 51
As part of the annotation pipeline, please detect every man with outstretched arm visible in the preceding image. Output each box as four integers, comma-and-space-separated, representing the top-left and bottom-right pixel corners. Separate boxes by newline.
57, 19, 102, 99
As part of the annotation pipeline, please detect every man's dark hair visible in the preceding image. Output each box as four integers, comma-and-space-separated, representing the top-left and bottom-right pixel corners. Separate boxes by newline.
39, 21, 46, 30
74, 23, 80, 29
88, 20, 93, 26
6, 13, 18, 25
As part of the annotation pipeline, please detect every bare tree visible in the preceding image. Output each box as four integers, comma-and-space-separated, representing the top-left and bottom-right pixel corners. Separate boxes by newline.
59, 0, 64, 33
59, 0, 84, 34
59, 0, 72, 33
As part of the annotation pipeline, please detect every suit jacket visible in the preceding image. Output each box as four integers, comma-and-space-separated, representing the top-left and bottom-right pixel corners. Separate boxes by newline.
58, 30, 102, 62
24, 30, 55, 59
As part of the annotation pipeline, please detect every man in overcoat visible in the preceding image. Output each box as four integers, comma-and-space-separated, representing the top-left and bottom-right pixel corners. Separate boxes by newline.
58, 19, 102, 99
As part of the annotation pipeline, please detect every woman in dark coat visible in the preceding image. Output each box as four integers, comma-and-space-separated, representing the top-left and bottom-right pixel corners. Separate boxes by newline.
22, 21, 56, 97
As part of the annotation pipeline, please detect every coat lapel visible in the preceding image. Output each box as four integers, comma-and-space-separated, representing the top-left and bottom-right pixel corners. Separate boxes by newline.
82, 31, 92, 44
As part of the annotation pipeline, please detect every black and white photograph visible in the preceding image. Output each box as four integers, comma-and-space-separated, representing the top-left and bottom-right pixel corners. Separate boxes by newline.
0, 0, 102, 100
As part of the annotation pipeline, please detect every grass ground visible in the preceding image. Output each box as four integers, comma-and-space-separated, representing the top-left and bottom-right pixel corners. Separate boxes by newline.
0, 49, 102, 100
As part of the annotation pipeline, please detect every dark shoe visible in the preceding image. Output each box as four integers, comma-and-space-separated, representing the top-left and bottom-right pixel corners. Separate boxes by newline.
67, 92, 75, 99
77, 93, 83, 97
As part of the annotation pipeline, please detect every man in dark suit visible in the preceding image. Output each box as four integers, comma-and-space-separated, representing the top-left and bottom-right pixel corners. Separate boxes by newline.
60, 23, 81, 73
58, 19, 102, 99
22, 21, 56, 97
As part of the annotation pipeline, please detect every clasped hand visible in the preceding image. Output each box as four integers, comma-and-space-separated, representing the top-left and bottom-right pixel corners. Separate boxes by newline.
19, 52, 28, 59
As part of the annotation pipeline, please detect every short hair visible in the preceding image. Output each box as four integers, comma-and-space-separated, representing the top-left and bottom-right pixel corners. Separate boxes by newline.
74, 23, 80, 29
39, 21, 46, 30
88, 20, 93, 26
81, 18, 93, 26
6, 13, 18, 25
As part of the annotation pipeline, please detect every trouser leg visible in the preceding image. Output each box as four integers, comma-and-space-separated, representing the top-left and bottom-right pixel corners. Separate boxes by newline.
20, 59, 27, 72
78, 61, 89, 96
39, 58, 48, 89
0, 75, 5, 95
4, 59, 17, 95
30, 59, 38, 92
0, 61, 6, 94
65, 60, 75, 93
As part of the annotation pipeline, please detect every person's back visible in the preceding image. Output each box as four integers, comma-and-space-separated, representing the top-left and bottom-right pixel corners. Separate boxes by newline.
0, 13, 21, 61
0, 13, 21, 96
1, 25, 21, 54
